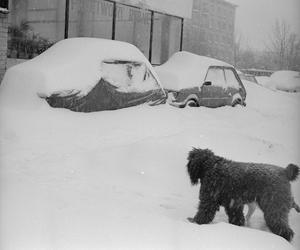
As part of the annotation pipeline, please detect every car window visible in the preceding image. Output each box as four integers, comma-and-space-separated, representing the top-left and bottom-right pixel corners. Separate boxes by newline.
204, 67, 226, 87
101, 60, 160, 92
224, 69, 240, 88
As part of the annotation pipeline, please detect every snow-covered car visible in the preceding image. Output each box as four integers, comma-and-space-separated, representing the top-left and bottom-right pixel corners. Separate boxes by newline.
155, 52, 246, 108
264, 70, 300, 92
238, 72, 258, 84
1, 38, 167, 112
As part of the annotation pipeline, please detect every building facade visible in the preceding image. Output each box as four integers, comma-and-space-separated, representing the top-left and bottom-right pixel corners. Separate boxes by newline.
183, 0, 236, 64
0, 0, 9, 80
0, 0, 236, 81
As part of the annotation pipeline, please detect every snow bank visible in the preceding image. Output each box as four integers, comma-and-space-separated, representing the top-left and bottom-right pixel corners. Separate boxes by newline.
265, 71, 300, 92
0, 38, 163, 108
155, 51, 231, 91
256, 76, 270, 86
1, 62, 300, 249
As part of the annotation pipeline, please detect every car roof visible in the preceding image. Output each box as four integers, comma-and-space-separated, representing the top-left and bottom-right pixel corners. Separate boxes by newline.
155, 51, 233, 91
6, 38, 163, 97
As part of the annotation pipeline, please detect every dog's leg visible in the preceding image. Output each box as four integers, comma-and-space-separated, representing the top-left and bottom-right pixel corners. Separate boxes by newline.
246, 202, 257, 221
191, 199, 219, 225
225, 204, 245, 226
292, 199, 300, 213
264, 211, 294, 241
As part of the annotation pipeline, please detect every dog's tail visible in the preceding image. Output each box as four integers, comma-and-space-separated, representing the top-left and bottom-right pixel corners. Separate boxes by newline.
285, 164, 299, 181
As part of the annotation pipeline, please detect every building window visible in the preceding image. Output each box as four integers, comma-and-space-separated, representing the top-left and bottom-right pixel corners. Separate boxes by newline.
7, 0, 185, 63
115, 4, 151, 58
151, 13, 181, 65
202, 2, 208, 13
68, 0, 113, 39
0, 0, 9, 9
8, 0, 65, 59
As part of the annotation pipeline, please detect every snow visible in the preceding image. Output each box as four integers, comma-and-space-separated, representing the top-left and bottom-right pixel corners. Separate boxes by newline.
155, 51, 231, 91
256, 76, 271, 86
264, 71, 300, 92
0, 7, 9, 13
1, 74, 300, 249
101, 61, 161, 93
0, 38, 163, 107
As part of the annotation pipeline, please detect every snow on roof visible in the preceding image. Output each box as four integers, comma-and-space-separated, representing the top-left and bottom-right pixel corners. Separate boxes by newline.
266, 70, 300, 92
0, 38, 163, 107
0, 7, 9, 13
155, 51, 231, 91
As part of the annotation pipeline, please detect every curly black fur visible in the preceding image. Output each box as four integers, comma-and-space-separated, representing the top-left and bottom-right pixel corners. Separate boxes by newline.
187, 148, 300, 242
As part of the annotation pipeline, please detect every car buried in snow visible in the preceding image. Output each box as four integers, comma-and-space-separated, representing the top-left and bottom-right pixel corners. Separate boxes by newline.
43, 58, 167, 112
238, 71, 258, 85
155, 52, 246, 108
1, 38, 167, 112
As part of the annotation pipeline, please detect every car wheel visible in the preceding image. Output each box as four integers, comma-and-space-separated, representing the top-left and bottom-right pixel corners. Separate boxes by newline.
231, 93, 246, 107
186, 99, 198, 107
231, 98, 241, 107
232, 98, 246, 107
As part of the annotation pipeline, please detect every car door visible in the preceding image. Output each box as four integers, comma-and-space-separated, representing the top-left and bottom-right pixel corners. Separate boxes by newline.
224, 67, 246, 105
199, 66, 227, 107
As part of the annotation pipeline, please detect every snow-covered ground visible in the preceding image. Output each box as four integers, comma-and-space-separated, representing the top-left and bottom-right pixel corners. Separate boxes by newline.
0, 78, 300, 249
256, 76, 271, 86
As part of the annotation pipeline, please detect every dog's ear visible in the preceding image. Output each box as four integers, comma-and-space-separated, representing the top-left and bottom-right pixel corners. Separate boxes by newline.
187, 148, 204, 185
187, 148, 215, 185
187, 158, 200, 185
285, 164, 299, 181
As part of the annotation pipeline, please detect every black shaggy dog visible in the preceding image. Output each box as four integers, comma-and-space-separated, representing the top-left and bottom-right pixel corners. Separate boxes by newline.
187, 148, 300, 241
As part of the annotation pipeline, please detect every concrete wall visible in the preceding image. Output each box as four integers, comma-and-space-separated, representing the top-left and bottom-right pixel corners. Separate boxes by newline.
0, 12, 8, 82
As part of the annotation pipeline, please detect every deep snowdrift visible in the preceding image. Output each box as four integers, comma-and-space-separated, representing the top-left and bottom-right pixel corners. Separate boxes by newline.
256, 76, 270, 86
0, 77, 299, 249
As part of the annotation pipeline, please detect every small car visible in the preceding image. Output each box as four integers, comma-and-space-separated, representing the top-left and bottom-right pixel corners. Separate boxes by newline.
155, 52, 246, 108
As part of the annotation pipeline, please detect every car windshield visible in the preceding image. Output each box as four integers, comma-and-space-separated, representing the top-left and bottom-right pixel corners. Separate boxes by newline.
101, 60, 160, 93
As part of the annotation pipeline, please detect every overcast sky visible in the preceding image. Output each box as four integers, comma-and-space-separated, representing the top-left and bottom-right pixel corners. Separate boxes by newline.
227, 0, 300, 50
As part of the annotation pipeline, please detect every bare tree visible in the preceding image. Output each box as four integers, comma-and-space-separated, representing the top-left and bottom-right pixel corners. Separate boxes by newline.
266, 19, 300, 70
233, 32, 259, 69
233, 31, 243, 67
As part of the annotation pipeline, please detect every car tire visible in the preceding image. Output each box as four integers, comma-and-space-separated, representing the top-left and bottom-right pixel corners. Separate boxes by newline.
186, 99, 198, 107
232, 98, 246, 107
231, 93, 246, 107
231, 98, 241, 107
